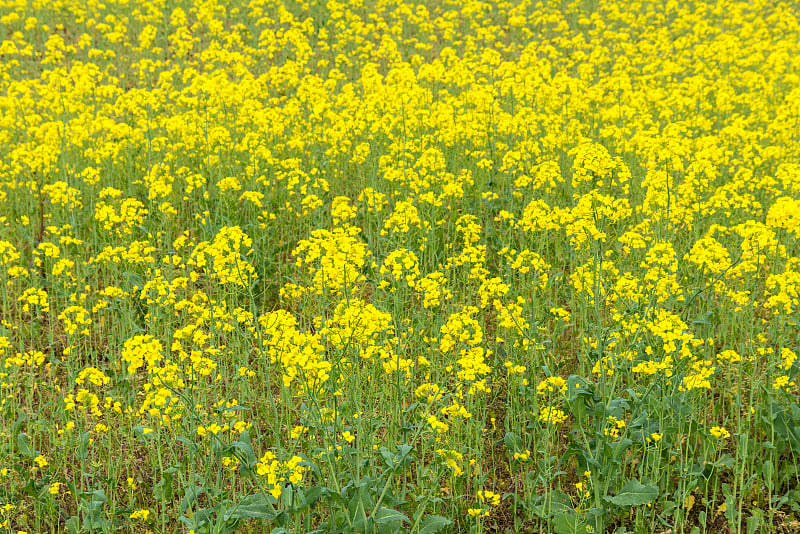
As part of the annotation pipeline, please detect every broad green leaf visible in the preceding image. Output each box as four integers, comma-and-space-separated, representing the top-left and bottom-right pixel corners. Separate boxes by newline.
153, 474, 174, 501
78, 432, 91, 461
374, 507, 409, 524
229, 435, 257, 475
418, 514, 451, 534
64, 516, 80, 534
227, 504, 278, 521
605, 479, 658, 506
17, 432, 34, 458
552, 512, 590, 534
504, 431, 522, 452
224, 493, 278, 521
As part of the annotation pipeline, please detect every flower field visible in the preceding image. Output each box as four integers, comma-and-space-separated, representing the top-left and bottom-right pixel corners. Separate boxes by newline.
1, 0, 800, 532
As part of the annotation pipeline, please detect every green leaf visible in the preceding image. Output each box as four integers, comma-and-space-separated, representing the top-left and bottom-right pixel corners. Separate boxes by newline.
180, 485, 206, 512
12, 413, 27, 441
611, 438, 633, 462
527, 490, 573, 518
374, 507, 409, 524
552, 512, 590, 534
78, 432, 91, 462
303, 485, 324, 507
404, 402, 421, 413
153, 473, 174, 501
133, 425, 156, 441
381, 445, 414, 470
762, 460, 774, 491
229, 433, 258, 475
280, 485, 325, 511
17, 432, 34, 458
80, 490, 109, 531
177, 436, 199, 454
178, 509, 214, 531
605, 479, 658, 507
418, 514, 451, 534
226, 505, 278, 520
504, 431, 522, 452
692, 311, 713, 325
348, 479, 375, 518
380, 448, 396, 468
746, 514, 760, 534
566, 375, 594, 402
65, 516, 80, 534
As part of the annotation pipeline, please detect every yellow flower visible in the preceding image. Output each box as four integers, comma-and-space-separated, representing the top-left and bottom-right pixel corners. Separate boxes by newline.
513, 450, 530, 461
538, 407, 568, 425
478, 490, 501, 506
426, 415, 449, 434
290, 425, 308, 439
710, 426, 731, 440
129, 509, 150, 520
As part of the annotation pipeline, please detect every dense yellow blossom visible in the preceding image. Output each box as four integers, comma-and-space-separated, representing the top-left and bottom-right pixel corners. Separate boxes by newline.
0, 0, 798, 530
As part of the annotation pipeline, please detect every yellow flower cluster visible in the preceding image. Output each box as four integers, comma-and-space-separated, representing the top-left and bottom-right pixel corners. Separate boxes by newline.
189, 226, 256, 287
282, 227, 369, 299
256, 452, 306, 499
